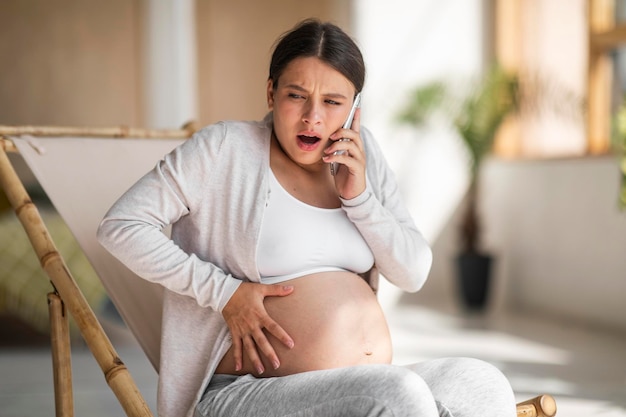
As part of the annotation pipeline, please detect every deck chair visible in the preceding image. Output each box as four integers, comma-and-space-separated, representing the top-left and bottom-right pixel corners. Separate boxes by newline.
0, 125, 557, 417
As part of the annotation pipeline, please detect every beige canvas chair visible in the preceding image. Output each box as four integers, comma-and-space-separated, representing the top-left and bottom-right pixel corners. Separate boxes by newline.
0, 125, 556, 417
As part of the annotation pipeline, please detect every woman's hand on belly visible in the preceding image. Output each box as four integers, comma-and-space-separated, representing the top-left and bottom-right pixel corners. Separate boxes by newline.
216, 272, 393, 377
221, 282, 295, 375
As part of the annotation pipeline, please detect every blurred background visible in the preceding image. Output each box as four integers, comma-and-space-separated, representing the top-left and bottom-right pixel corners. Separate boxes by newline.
1, 0, 626, 416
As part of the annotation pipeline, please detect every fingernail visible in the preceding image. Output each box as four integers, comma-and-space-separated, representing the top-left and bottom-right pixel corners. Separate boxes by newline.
282, 285, 293, 291
287, 339, 294, 349
273, 360, 280, 369
257, 366, 264, 375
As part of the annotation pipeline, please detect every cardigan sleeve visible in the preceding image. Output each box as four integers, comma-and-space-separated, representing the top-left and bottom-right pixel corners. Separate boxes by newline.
341, 127, 432, 293
97, 124, 242, 312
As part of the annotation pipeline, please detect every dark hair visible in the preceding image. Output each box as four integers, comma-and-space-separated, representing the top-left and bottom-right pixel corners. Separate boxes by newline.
269, 19, 365, 94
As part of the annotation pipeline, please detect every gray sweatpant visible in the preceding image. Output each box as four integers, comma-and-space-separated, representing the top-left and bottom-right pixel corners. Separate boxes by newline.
195, 357, 517, 417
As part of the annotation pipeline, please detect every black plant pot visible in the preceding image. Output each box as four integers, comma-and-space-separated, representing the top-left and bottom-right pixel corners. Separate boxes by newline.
456, 252, 492, 311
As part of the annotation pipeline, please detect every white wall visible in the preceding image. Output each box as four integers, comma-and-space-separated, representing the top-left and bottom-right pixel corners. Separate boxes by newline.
482, 156, 626, 331
397, 153, 626, 332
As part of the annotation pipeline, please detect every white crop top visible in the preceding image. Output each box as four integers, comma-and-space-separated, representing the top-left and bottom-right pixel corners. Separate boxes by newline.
256, 170, 375, 284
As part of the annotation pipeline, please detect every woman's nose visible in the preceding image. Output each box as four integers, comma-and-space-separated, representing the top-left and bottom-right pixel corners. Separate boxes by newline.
302, 102, 322, 125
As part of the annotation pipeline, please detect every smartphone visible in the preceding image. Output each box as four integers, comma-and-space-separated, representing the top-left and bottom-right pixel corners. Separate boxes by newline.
330, 93, 362, 176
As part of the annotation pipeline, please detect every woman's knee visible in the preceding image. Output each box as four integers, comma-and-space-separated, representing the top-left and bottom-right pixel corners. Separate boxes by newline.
449, 357, 513, 396
445, 358, 509, 383
380, 365, 432, 395
408, 358, 516, 417
409, 357, 511, 388
347, 365, 439, 416
448, 358, 516, 416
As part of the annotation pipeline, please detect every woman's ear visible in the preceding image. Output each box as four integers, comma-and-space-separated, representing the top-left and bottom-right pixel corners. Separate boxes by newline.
266, 79, 275, 110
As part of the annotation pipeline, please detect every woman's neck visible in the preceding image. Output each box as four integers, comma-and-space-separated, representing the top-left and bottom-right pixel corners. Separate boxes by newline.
269, 131, 341, 209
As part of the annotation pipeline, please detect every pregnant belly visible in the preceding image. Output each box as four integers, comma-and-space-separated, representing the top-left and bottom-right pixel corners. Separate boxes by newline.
215, 271, 392, 377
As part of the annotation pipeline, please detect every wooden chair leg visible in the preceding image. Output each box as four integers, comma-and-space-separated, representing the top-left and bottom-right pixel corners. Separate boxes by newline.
48, 292, 74, 417
516, 394, 557, 417
0, 146, 153, 417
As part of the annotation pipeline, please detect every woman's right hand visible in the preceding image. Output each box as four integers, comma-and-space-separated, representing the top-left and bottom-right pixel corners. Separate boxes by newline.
221, 282, 295, 375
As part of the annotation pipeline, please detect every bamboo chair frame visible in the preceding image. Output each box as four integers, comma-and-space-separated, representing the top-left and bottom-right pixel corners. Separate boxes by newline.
0, 125, 556, 417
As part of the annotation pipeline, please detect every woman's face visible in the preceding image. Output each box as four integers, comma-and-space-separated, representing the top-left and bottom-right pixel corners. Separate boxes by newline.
267, 56, 357, 171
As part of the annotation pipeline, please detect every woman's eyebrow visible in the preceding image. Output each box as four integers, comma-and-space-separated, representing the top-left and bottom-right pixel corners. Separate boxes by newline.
284, 84, 309, 93
324, 92, 349, 100
284, 84, 348, 100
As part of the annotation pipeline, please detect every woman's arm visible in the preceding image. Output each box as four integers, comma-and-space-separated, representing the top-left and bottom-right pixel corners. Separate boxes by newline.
97, 128, 241, 313
97, 123, 294, 373
341, 127, 433, 293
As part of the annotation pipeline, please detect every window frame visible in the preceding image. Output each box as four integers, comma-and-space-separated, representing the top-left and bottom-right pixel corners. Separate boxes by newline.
588, 0, 624, 154
495, 0, 620, 157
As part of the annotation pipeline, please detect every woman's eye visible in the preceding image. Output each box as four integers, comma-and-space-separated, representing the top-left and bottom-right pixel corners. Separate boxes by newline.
325, 99, 341, 106
288, 93, 304, 99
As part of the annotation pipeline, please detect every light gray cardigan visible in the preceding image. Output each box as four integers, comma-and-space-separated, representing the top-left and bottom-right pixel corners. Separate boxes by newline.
97, 115, 432, 417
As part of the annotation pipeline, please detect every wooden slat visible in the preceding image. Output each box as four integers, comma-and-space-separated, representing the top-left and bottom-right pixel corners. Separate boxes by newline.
0, 123, 196, 139
0, 137, 18, 153
493, 0, 523, 158
516, 394, 557, 417
590, 23, 626, 51
48, 293, 74, 417
587, 0, 615, 155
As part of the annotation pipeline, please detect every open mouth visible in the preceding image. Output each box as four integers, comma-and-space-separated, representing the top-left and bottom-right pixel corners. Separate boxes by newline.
296, 133, 322, 151
298, 134, 321, 145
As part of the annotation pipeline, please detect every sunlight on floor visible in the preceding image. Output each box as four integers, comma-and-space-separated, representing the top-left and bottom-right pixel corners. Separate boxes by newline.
390, 307, 572, 365
385, 302, 626, 417
549, 397, 626, 417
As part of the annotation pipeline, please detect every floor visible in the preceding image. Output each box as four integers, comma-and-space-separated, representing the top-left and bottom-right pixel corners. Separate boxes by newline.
387, 302, 626, 417
1, 294, 626, 417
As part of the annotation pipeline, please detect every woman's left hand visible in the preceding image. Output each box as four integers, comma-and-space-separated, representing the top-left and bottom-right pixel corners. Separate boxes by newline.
323, 108, 367, 200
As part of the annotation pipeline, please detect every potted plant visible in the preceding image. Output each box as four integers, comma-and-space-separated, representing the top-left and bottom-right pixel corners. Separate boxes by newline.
398, 65, 518, 310
399, 65, 585, 310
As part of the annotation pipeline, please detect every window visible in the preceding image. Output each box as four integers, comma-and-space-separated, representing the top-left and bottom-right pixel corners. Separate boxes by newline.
495, 0, 619, 158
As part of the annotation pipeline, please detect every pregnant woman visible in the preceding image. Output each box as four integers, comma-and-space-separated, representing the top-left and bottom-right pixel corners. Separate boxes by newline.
98, 18, 516, 417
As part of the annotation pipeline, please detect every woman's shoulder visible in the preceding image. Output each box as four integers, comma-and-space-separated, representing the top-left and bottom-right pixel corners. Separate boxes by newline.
359, 125, 396, 197
157, 117, 270, 178
360, 125, 385, 165
192, 117, 271, 149
360, 123, 381, 144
